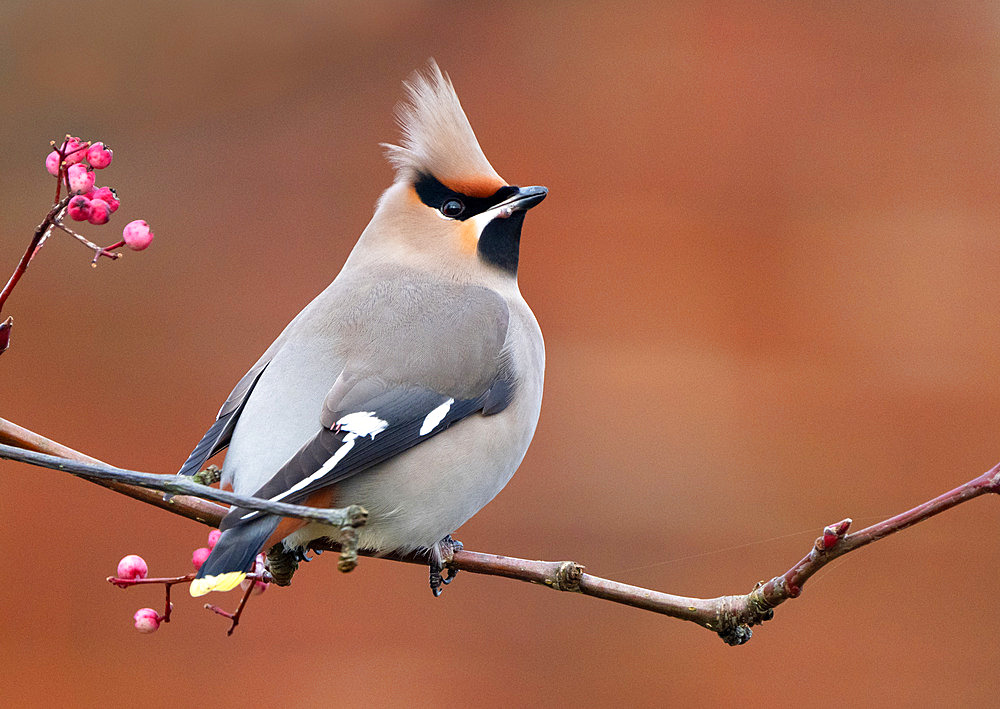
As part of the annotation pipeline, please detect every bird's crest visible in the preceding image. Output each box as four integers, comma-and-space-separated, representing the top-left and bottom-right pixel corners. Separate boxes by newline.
383, 60, 503, 189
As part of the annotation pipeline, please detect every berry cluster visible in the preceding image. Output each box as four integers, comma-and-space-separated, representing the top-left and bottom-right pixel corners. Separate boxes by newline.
45, 135, 154, 259
1, 133, 161, 355
110, 528, 269, 634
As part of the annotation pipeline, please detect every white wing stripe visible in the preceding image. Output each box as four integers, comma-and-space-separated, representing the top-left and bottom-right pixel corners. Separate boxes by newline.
240, 411, 388, 520
419, 398, 454, 436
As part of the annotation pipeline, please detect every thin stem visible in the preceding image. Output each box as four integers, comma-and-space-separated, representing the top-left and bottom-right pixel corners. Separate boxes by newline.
52, 222, 123, 264
108, 573, 195, 589
52, 222, 103, 251
0, 197, 71, 316
108, 573, 194, 623
205, 581, 257, 635
752, 464, 1000, 607
51, 139, 64, 204
110, 568, 268, 634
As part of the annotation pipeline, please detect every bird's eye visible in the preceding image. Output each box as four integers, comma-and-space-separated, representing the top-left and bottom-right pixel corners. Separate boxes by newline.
440, 198, 465, 218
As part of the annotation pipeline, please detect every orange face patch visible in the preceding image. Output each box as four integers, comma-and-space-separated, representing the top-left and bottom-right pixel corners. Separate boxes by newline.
458, 220, 479, 254
441, 174, 505, 198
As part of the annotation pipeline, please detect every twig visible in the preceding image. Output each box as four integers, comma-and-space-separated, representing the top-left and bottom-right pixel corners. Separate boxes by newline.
107, 573, 193, 624
204, 581, 256, 636
3, 416, 998, 644
0, 442, 366, 528
0, 416, 225, 524
51, 223, 123, 265
0, 197, 72, 317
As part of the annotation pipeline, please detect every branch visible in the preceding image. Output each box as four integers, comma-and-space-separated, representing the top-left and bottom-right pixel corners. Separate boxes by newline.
3, 415, 998, 644
0, 416, 228, 525
0, 443, 366, 528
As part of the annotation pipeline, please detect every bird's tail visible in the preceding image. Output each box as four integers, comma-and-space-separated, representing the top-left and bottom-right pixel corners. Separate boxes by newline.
189, 516, 280, 597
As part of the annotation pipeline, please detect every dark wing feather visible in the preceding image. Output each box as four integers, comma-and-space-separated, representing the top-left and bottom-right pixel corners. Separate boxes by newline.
177, 356, 271, 476
220, 383, 501, 529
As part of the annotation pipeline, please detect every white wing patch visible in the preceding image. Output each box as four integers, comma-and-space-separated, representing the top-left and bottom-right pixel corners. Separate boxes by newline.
241, 411, 388, 520
419, 398, 454, 435
336, 411, 390, 438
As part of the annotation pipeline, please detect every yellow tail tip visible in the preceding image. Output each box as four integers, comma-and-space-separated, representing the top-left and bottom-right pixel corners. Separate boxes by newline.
189, 572, 246, 597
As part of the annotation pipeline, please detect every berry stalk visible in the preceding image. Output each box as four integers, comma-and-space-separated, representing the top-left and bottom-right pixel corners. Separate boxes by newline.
0, 196, 71, 316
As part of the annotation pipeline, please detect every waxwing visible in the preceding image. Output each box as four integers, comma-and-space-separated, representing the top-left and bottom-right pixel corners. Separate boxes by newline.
178, 61, 547, 597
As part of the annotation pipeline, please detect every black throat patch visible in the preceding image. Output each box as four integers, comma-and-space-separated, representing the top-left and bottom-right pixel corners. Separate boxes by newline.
477, 210, 525, 275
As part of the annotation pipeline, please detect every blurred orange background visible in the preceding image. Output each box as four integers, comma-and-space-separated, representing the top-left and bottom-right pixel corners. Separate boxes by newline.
3, 1, 1000, 706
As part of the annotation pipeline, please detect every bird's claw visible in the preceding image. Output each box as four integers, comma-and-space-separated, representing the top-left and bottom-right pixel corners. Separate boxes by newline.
429, 535, 463, 597
265, 544, 299, 587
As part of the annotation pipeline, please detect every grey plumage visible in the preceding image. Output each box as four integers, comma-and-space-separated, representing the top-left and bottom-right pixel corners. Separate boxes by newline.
181, 61, 546, 596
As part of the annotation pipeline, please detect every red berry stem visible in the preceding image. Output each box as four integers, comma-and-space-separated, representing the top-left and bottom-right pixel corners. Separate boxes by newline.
49, 139, 65, 203
0, 196, 72, 327
109, 566, 268, 633
108, 573, 196, 624
64, 143, 89, 160
51, 222, 123, 265
107, 573, 196, 589
204, 580, 257, 636
60, 167, 70, 203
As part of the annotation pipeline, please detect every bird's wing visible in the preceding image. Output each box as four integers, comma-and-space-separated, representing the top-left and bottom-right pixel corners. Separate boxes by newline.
176, 347, 277, 477
218, 286, 514, 529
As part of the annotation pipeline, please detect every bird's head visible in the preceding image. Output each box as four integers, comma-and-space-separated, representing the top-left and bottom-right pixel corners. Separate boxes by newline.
366, 61, 547, 281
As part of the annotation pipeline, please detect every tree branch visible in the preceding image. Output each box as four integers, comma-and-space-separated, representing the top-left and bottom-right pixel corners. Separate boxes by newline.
3, 415, 998, 644
0, 416, 228, 525
0, 443, 366, 528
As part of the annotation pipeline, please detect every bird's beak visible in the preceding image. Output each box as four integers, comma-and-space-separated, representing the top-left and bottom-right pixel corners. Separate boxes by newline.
494, 185, 548, 218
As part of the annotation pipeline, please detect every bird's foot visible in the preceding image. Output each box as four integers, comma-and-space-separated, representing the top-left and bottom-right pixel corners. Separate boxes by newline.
266, 543, 299, 587
429, 535, 463, 597
190, 464, 222, 486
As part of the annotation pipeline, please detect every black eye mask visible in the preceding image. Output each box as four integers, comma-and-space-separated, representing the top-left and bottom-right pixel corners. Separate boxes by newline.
413, 172, 519, 221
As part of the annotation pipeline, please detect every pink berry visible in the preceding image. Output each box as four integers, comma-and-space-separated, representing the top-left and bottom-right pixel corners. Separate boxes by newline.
67, 163, 95, 194
67, 196, 92, 222
87, 198, 111, 225
116, 554, 149, 581
45, 151, 61, 176
87, 142, 113, 169
91, 186, 119, 213
122, 220, 154, 251
192, 547, 211, 571
133, 608, 160, 633
60, 137, 88, 166
207, 529, 222, 549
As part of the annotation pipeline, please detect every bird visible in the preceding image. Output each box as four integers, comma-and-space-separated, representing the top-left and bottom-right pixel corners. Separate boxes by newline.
178, 61, 547, 598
